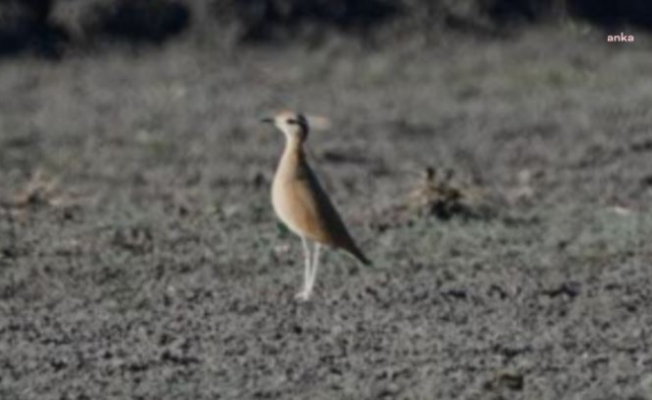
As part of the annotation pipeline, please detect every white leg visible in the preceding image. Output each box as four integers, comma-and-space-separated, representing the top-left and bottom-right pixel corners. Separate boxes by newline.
295, 237, 312, 301
305, 243, 321, 297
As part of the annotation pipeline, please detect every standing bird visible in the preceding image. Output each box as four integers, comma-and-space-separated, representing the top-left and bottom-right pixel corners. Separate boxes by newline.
262, 111, 371, 301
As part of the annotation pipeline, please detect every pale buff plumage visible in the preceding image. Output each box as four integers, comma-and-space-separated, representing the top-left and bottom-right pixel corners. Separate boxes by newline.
263, 111, 370, 301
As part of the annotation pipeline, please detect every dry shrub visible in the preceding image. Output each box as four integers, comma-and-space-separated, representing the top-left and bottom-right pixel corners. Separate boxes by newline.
369, 166, 498, 233
405, 166, 496, 221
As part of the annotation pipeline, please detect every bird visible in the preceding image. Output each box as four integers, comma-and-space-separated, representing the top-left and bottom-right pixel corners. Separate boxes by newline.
262, 110, 371, 301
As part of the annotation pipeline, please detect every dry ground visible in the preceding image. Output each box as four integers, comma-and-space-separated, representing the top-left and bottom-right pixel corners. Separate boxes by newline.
1, 27, 652, 399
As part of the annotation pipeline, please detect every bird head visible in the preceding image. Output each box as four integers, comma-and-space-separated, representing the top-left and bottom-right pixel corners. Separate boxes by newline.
261, 110, 309, 142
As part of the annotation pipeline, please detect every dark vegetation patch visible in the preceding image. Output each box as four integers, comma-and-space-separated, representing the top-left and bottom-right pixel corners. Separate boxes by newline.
0, 0, 651, 58
0, 0, 67, 58
96, 0, 190, 44
220, 0, 399, 42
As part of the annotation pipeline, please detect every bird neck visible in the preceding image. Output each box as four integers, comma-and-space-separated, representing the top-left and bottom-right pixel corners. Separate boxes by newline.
283, 136, 306, 161
275, 137, 307, 180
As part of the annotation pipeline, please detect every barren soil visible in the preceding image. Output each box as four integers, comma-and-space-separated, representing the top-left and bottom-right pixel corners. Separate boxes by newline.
1, 29, 652, 399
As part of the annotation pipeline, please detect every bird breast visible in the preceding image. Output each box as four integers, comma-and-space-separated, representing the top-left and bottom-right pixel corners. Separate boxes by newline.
272, 148, 306, 234
271, 146, 329, 241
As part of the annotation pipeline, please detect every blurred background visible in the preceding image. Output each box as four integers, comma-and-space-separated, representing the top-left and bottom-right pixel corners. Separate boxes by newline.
1, 1, 652, 400
0, 0, 650, 56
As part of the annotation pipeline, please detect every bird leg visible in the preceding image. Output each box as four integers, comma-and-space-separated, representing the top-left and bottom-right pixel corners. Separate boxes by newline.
296, 236, 313, 301
305, 243, 321, 298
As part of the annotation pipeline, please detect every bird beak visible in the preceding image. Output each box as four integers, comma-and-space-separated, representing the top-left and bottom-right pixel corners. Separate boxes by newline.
260, 117, 273, 124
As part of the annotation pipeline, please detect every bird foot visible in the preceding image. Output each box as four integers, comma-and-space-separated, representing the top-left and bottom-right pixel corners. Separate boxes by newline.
295, 290, 312, 302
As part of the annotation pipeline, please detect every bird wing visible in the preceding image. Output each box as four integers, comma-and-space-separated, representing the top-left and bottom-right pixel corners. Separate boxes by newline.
290, 161, 371, 265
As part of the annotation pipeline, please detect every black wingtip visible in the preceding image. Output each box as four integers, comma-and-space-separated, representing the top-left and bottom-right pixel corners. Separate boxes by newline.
356, 252, 373, 267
